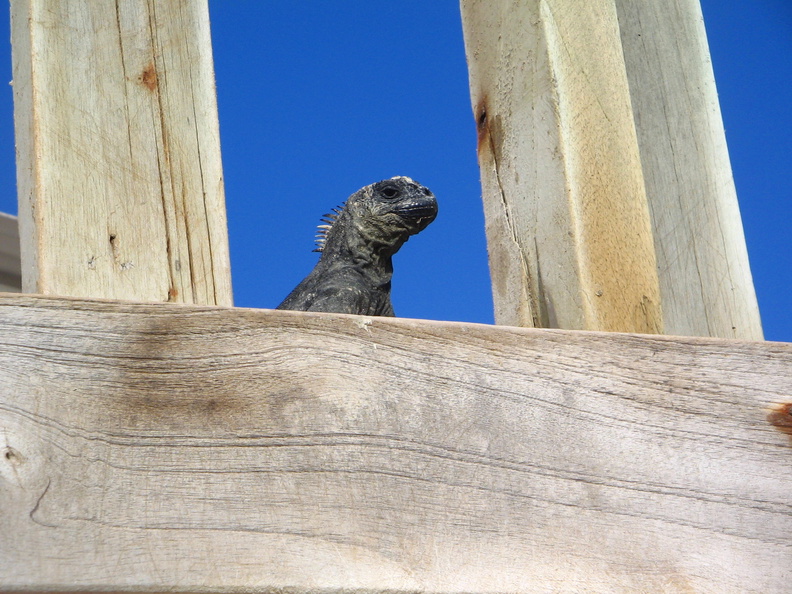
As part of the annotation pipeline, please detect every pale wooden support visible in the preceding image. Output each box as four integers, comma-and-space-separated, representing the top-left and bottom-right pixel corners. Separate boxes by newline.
0, 213, 21, 292
614, 0, 763, 340
461, 0, 763, 339
11, 0, 232, 304
1, 295, 790, 592
461, 0, 663, 333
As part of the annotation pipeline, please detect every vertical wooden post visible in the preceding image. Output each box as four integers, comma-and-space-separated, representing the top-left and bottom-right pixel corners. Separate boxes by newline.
11, 0, 232, 305
461, 0, 763, 339
615, 0, 763, 339
0, 213, 21, 292
461, 0, 663, 333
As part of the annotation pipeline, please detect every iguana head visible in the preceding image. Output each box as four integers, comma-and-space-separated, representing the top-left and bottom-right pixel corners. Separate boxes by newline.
315, 176, 438, 253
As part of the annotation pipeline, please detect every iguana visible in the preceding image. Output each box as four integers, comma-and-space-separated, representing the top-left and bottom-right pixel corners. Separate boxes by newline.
277, 176, 438, 316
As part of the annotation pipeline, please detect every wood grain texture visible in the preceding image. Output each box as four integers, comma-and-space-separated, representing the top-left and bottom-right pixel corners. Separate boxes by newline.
1, 294, 790, 592
614, 0, 763, 340
461, 0, 662, 333
0, 213, 21, 292
11, 0, 232, 305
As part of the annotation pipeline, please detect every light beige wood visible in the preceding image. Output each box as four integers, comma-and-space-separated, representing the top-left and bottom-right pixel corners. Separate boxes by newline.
0, 213, 21, 292
11, 0, 232, 304
614, 0, 763, 340
461, 0, 662, 333
1, 294, 789, 592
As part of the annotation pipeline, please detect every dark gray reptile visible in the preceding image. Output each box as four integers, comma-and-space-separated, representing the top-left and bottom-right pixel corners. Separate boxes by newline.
277, 176, 438, 316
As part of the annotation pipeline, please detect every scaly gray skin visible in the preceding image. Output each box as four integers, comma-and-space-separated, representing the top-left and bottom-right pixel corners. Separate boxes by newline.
277, 176, 438, 316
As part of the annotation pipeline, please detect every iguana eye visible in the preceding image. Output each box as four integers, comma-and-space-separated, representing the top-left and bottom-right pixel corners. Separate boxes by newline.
380, 185, 400, 199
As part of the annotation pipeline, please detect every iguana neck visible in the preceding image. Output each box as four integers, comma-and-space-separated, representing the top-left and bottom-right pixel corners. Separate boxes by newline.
318, 214, 408, 286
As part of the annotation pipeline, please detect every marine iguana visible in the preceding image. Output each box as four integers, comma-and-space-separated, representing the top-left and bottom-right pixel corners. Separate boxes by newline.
277, 176, 438, 316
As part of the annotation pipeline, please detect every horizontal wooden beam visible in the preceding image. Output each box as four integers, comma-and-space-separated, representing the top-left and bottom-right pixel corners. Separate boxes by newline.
0, 295, 790, 592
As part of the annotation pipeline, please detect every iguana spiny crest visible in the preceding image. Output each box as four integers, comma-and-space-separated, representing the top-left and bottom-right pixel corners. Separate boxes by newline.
277, 176, 438, 316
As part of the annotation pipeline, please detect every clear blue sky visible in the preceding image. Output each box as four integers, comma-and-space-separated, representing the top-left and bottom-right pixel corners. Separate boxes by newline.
0, 2, 788, 341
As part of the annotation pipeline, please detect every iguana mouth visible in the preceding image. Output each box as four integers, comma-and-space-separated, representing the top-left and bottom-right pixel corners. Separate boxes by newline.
400, 202, 438, 225
414, 215, 433, 231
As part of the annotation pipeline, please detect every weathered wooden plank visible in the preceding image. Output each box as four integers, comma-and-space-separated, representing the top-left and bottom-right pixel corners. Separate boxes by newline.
614, 0, 763, 340
461, 0, 663, 333
11, 0, 232, 304
0, 213, 21, 292
1, 295, 789, 592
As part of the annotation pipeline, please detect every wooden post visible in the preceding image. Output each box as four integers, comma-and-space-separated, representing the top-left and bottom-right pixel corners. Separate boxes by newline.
615, 0, 763, 339
461, 0, 763, 339
0, 214, 21, 292
461, 0, 663, 333
11, 0, 232, 304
